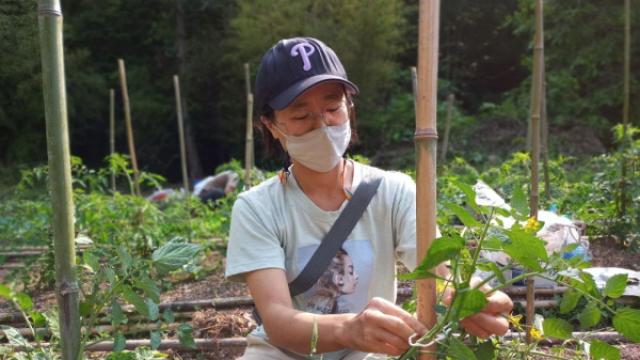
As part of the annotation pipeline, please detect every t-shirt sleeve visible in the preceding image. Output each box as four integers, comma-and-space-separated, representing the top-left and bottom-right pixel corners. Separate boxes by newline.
224, 195, 286, 282
392, 173, 441, 272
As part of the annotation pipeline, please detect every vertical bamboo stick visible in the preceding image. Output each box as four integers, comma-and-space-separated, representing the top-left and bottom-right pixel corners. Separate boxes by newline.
37, 1, 81, 359
416, 1, 440, 359
117, 59, 141, 196
244, 63, 254, 189
526, 0, 544, 342
440, 93, 455, 164
619, 0, 631, 217
173, 75, 190, 194
109, 88, 116, 193
541, 65, 550, 202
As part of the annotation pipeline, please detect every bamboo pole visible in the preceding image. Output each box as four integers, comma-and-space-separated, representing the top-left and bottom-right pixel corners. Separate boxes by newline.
173, 75, 190, 194
109, 88, 116, 193
243, 63, 254, 189
117, 59, 142, 197
36, 1, 81, 359
526, 0, 544, 343
541, 65, 550, 202
619, 0, 631, 217
415, 1, 440, 359
440, 93, 455, 164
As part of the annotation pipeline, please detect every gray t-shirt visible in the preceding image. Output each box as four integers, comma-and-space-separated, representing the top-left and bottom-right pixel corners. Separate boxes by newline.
225, 161, 419, 359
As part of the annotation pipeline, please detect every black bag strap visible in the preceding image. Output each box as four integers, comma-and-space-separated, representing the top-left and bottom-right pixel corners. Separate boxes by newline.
288, 177, 383, 297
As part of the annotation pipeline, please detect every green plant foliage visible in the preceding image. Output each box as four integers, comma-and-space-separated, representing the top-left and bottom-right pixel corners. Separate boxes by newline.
542, 318, 573, 340
590, 339, 620, 360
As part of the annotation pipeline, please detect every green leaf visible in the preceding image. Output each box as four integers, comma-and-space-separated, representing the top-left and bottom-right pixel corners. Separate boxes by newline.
177, 323, 196, 349
145, 299, 159, 321
118, 245, 133, 274
453, 288, 488, 319
14, 293, 33, 312
0, 325, 30, 347
559, 289, 582, 314
111, 300, 126, 325
113, 331, 126, 352
0, 285, 11, 300
135, 276, 161, 303
502, 226, 547, 271
446, 202, 480, 228
474, 339, 496, 360
152, 239, 202, 275
29, 311, 46, 327
452, 179, 479, 212
150, 331, 162, 350
578, 303, 601, 329
83, 251, 100, 272
604, 274, 628, 299
447, 337, 477, 360
542, 318, 573, 340
413, 235, 465, 272
510, 186, 528, 216
163, 309, 175, 323
79, 300, 92, 318
613, 308, 640, 342
43, 311, 60, 339
121, 286, 149, 318
590, 339, 620, 360
398, 269, 439, 281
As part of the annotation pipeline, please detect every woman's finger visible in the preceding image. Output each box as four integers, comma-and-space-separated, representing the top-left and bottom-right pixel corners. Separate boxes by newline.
483, 291, 513, 315
465, 312, 510, 336
367, 297, 428, 335
460, 318, 490, 338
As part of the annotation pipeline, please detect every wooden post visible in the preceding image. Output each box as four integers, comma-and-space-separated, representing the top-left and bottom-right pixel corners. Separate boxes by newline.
173, 75, 190, 194
109, 88, 116, 193
117, 59, 141, 196
526, 0, 544, 342
244, 63, 254, 189
619, 0, 631, 217
416, 1, 440, 359
440, 93, 455, 164
37, 1, 81, 359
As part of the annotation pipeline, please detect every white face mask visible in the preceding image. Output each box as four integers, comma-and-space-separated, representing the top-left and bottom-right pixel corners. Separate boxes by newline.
277, 121, 351, 173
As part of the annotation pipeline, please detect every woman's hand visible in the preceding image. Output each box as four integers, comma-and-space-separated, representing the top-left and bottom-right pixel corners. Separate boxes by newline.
337, 297, 427, 356
444, 282, 513, 338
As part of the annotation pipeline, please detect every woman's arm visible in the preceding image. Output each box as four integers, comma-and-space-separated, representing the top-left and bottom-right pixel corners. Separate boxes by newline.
246, 268, 427, 356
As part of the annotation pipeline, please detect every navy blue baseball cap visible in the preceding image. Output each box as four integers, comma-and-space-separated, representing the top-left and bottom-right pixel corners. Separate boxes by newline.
254, 37, 359, 114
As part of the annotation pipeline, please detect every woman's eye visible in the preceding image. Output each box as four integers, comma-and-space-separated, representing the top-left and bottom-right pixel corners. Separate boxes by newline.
292, 114, 309, 120
326, 107, 340, 113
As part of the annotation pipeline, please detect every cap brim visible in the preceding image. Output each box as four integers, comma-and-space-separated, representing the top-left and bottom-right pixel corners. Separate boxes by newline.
268, 75, 359, 110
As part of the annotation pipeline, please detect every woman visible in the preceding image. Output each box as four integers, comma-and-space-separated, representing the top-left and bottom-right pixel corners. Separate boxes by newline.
225, 37, 512, 360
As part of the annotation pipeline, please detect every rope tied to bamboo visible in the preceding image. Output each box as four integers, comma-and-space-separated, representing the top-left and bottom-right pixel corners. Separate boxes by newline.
56, 281, 80, 296
38, 3, 62, 16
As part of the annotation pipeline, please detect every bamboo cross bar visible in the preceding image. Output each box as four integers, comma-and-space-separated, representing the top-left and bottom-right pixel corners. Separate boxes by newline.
117, 59, 142, 197
415, 1, 440, 359
36, 1, 81, 359
526, 0, 544, 342
173, 75, 189, 193
440, 93, 455, 164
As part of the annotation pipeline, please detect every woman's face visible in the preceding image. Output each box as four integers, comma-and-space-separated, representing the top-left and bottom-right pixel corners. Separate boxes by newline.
263, 82, 349, 144
332, 253, 358, 294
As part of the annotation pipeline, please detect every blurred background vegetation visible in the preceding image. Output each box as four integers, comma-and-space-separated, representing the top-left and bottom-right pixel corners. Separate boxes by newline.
1, 0, 638, 184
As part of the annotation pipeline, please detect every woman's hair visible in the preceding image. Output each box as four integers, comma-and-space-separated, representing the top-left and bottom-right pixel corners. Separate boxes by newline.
254, 86, 359, 158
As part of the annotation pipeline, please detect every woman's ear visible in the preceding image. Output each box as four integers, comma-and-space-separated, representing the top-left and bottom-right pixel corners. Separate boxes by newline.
260, 116, 278, 138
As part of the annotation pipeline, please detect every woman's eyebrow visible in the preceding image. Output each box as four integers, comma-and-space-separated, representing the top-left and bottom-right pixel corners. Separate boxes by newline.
289, 93, 343, 110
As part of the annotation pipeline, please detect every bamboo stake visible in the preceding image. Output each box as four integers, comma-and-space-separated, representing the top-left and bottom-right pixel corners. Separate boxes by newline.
109, 88, 116, 193
416, 1, 440, 359
541, 65, 550, 202
526, 0, 544, 343
173, 75, 190, 194
117, 59, 142, 197
619, 0, 631, 217
243, 63, 254, 189
440, 93, 455, 164
36, 1, 81, 359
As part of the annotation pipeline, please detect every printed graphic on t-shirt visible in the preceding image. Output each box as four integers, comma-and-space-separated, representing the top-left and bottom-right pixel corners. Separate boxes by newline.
296, 240, 373, 314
